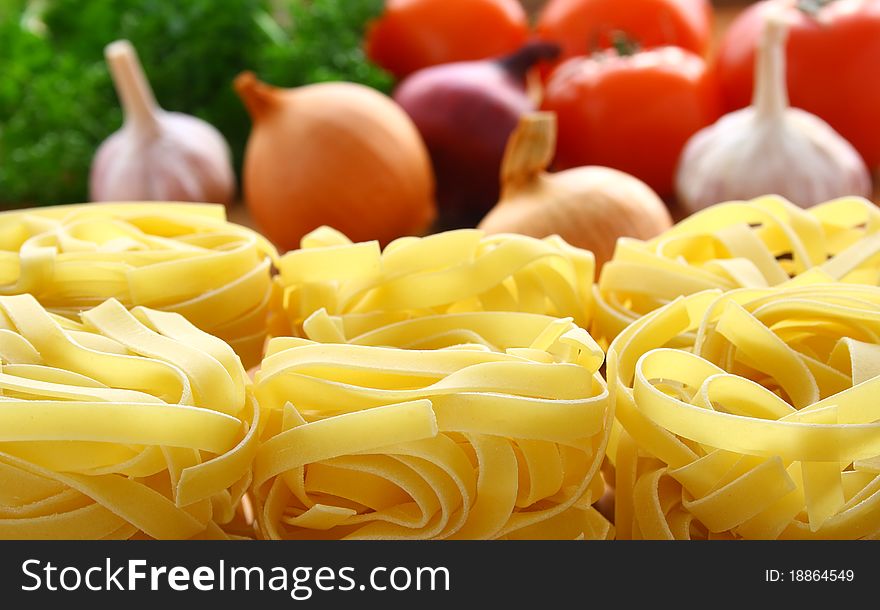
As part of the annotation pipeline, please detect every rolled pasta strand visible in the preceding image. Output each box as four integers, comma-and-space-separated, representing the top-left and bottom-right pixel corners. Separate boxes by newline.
271, 227, 594, 338
0, 294, 259, 540
0, 202, 278, 368
252, 311, 613, 540
608, 280, 880, 539
594, 196, 880, 347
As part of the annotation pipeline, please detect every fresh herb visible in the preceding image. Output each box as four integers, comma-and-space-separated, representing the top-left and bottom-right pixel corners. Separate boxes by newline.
258, 0, 392, 90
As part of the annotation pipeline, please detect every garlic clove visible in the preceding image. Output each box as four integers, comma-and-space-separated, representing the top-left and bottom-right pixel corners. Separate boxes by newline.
675, 11, 871, 213
90, 40, 236, 205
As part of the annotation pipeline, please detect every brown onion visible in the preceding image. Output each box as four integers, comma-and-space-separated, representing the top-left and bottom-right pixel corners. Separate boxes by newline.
236, 72, 436, 252
479, 112, 672, 268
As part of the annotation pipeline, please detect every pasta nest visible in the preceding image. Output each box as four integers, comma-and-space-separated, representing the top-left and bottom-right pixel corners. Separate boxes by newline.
0, 203, 277, 367
270, 226, 594, 338
0, 294, 259, 540
608, 282, 880, 539
594, 196, 880, 347
252, 310, 612, 540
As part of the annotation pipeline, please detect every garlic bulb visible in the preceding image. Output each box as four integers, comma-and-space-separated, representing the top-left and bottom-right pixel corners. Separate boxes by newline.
675, 12, 871, 213
90, 40, 235, 204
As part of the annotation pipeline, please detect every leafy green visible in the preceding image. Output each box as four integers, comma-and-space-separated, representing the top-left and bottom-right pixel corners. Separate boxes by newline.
257, 0, 392, 91
0, 0, 390, 207
0, 15, 117, 205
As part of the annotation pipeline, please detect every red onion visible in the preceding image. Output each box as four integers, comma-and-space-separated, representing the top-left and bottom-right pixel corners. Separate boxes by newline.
393, 41, 560, 229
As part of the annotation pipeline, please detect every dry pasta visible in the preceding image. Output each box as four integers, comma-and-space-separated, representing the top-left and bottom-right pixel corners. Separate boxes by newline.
0, 202, 277, 367
271, 227, 594, 338
608, 281, 880, 539
0, 294, 259, 540
594, 195, 880, 346
252, 310, 612, 540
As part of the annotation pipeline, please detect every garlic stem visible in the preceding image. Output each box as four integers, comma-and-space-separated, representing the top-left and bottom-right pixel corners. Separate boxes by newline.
753, 11, 790, 119
500, 112, 556, 194
105, 40, 160, 136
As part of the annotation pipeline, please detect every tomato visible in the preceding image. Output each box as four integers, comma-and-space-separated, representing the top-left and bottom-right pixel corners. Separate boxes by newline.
536, 0, 713, 66
365, 0, 529, 79
716, 0, 880, 166
541, 47, 720, 196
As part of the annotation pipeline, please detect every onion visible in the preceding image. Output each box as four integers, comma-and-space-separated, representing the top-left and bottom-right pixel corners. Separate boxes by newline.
236, 72, 435, 252
478, 112, 672, 268
394, 42, 559, 229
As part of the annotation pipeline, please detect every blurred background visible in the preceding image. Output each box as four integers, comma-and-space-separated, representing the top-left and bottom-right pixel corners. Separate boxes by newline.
0, 0, 753, 212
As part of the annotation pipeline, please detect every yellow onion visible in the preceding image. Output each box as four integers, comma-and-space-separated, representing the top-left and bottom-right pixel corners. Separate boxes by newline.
236, 72, 436, 252
478, 112, 672, 268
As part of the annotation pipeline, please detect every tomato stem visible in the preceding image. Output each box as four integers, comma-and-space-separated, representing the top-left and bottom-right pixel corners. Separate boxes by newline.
796, 0, 837, 17
609, 31, 640, 57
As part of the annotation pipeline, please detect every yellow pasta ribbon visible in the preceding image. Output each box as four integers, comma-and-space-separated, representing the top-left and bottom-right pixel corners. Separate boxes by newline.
252, 311, 612, 540
270, 227, 594, 338
594, 196, 880, 347
608, 281, 880, 539
0, 202, 278, 367
0, 294, 259, 540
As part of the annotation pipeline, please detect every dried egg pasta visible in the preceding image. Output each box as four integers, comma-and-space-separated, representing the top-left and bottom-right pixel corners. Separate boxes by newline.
608, 281, 880, 539
594, 196, 880, 346
0, 294, 258, 539
0, 202, 277, 367
252, 311, 612, 540
271, 227, 594, 338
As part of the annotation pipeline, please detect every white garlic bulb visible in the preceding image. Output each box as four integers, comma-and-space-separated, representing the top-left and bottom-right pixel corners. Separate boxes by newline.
90, 40, 235, 204
675, 12, 871, 213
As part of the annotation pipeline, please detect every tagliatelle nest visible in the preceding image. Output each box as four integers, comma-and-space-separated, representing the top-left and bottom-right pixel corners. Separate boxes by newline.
270, 226, 594, 339
0, 295, 258, 540
0, 203, 277, 368
608, 282, 880, 539
252, 310, 612, 540
594, 196, 880, 347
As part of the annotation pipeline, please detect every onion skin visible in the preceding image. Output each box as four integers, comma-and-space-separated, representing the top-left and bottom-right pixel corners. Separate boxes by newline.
394, 42, 559, 230
236, 73, 435, 252
479, 112, 672, 269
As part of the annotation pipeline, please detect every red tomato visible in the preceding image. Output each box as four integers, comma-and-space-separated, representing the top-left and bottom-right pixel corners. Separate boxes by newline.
536, 0, 713, 65
365, 0, 529, 79
716, 0, 880, 166
541, 47, 720, 196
